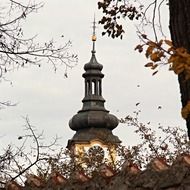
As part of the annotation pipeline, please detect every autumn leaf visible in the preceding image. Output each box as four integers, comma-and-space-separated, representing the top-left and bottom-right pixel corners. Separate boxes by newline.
176, 47, 188, 58
134, 44, 143, 53
144, 62, 153, 67
181, 101, 190, 119
184, 65, 190, 80
150, 52, 161, 62
151, 64, 158, 70
165, 40, 173, 47
168, 47, 174, 53
171, 62, 185, 75
145, 46, 154, 58
158, 39, 163, 46
158, 51, 164, 58
168, 55, 176, 63
152, 70, 158, 75
147, 41, 157, 48
186, 57, 190, 65
141, 34, 147, 39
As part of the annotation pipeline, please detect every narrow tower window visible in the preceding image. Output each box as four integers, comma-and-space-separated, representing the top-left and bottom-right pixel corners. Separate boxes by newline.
87, 80, 90, 95
96, 80, 99, 95
92, 80, 96, 95
98, 80, 102, 95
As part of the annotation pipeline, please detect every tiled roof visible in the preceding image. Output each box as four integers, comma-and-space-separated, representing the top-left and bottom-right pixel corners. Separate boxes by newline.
4, 155, 190, 190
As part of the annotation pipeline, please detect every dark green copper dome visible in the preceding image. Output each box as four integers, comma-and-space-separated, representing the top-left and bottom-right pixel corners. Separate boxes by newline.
69, 47, 119, 131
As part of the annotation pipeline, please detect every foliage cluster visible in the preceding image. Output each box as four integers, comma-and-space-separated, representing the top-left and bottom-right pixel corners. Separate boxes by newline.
0, 113, 189, 186
135, 34, 190, 78
98, 0, 142, 39
135, 34, 190, 119
98, 0, 190, 121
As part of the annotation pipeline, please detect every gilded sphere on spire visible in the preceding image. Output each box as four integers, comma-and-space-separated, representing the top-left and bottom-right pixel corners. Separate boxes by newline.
92, 35, 97, 41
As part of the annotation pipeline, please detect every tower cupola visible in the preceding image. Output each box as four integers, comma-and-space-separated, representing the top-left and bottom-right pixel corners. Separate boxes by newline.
67, 17, 121, 151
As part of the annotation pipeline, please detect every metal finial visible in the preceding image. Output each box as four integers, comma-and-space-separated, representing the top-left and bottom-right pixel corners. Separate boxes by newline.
92, 15, 96, 53
92, 15, 96, 41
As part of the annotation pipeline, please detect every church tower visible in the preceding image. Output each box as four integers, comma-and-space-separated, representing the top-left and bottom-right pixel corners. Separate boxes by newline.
67, 18, 121, 163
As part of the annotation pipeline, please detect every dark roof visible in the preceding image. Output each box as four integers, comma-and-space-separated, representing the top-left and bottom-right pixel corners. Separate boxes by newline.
5, 155, 190, 190
67, 128, 121, 149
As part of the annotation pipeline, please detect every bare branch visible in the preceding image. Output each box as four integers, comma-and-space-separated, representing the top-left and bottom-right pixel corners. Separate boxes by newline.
152, 0, 158, 42
0, 0, 77, 79
0, 101, 16, 109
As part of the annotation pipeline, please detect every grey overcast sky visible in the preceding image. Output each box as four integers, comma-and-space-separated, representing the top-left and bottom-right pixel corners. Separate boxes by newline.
0, 0, 186, 148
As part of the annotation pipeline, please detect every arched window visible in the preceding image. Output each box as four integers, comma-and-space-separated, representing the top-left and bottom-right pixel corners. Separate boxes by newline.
98, 80, 102, 95
92, 80, 96, 95
96, 81, 99, 95
86, 80, 90, 95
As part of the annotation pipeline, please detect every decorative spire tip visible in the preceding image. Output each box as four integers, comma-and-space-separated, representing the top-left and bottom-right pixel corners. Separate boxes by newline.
92, 15, 97, 42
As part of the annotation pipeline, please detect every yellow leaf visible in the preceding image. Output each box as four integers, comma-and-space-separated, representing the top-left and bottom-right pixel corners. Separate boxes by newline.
165, 40, 173, 47
144, 62, 154, 67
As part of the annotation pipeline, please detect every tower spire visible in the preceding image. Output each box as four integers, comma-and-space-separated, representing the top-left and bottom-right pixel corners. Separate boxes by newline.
67, 17, 121, 151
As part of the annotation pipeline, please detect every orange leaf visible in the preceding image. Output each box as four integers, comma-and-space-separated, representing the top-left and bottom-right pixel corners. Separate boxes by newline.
176, 47, 189, 58
174, 66, 184, 75
150, 52, 161, 62
145, 46, 154, 58
165, 40, 173, 47
168, 55, 176, 63
167, 47, 174, 53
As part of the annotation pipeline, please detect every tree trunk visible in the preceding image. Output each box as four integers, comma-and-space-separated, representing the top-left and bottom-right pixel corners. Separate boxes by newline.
169, 0, 190, 138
